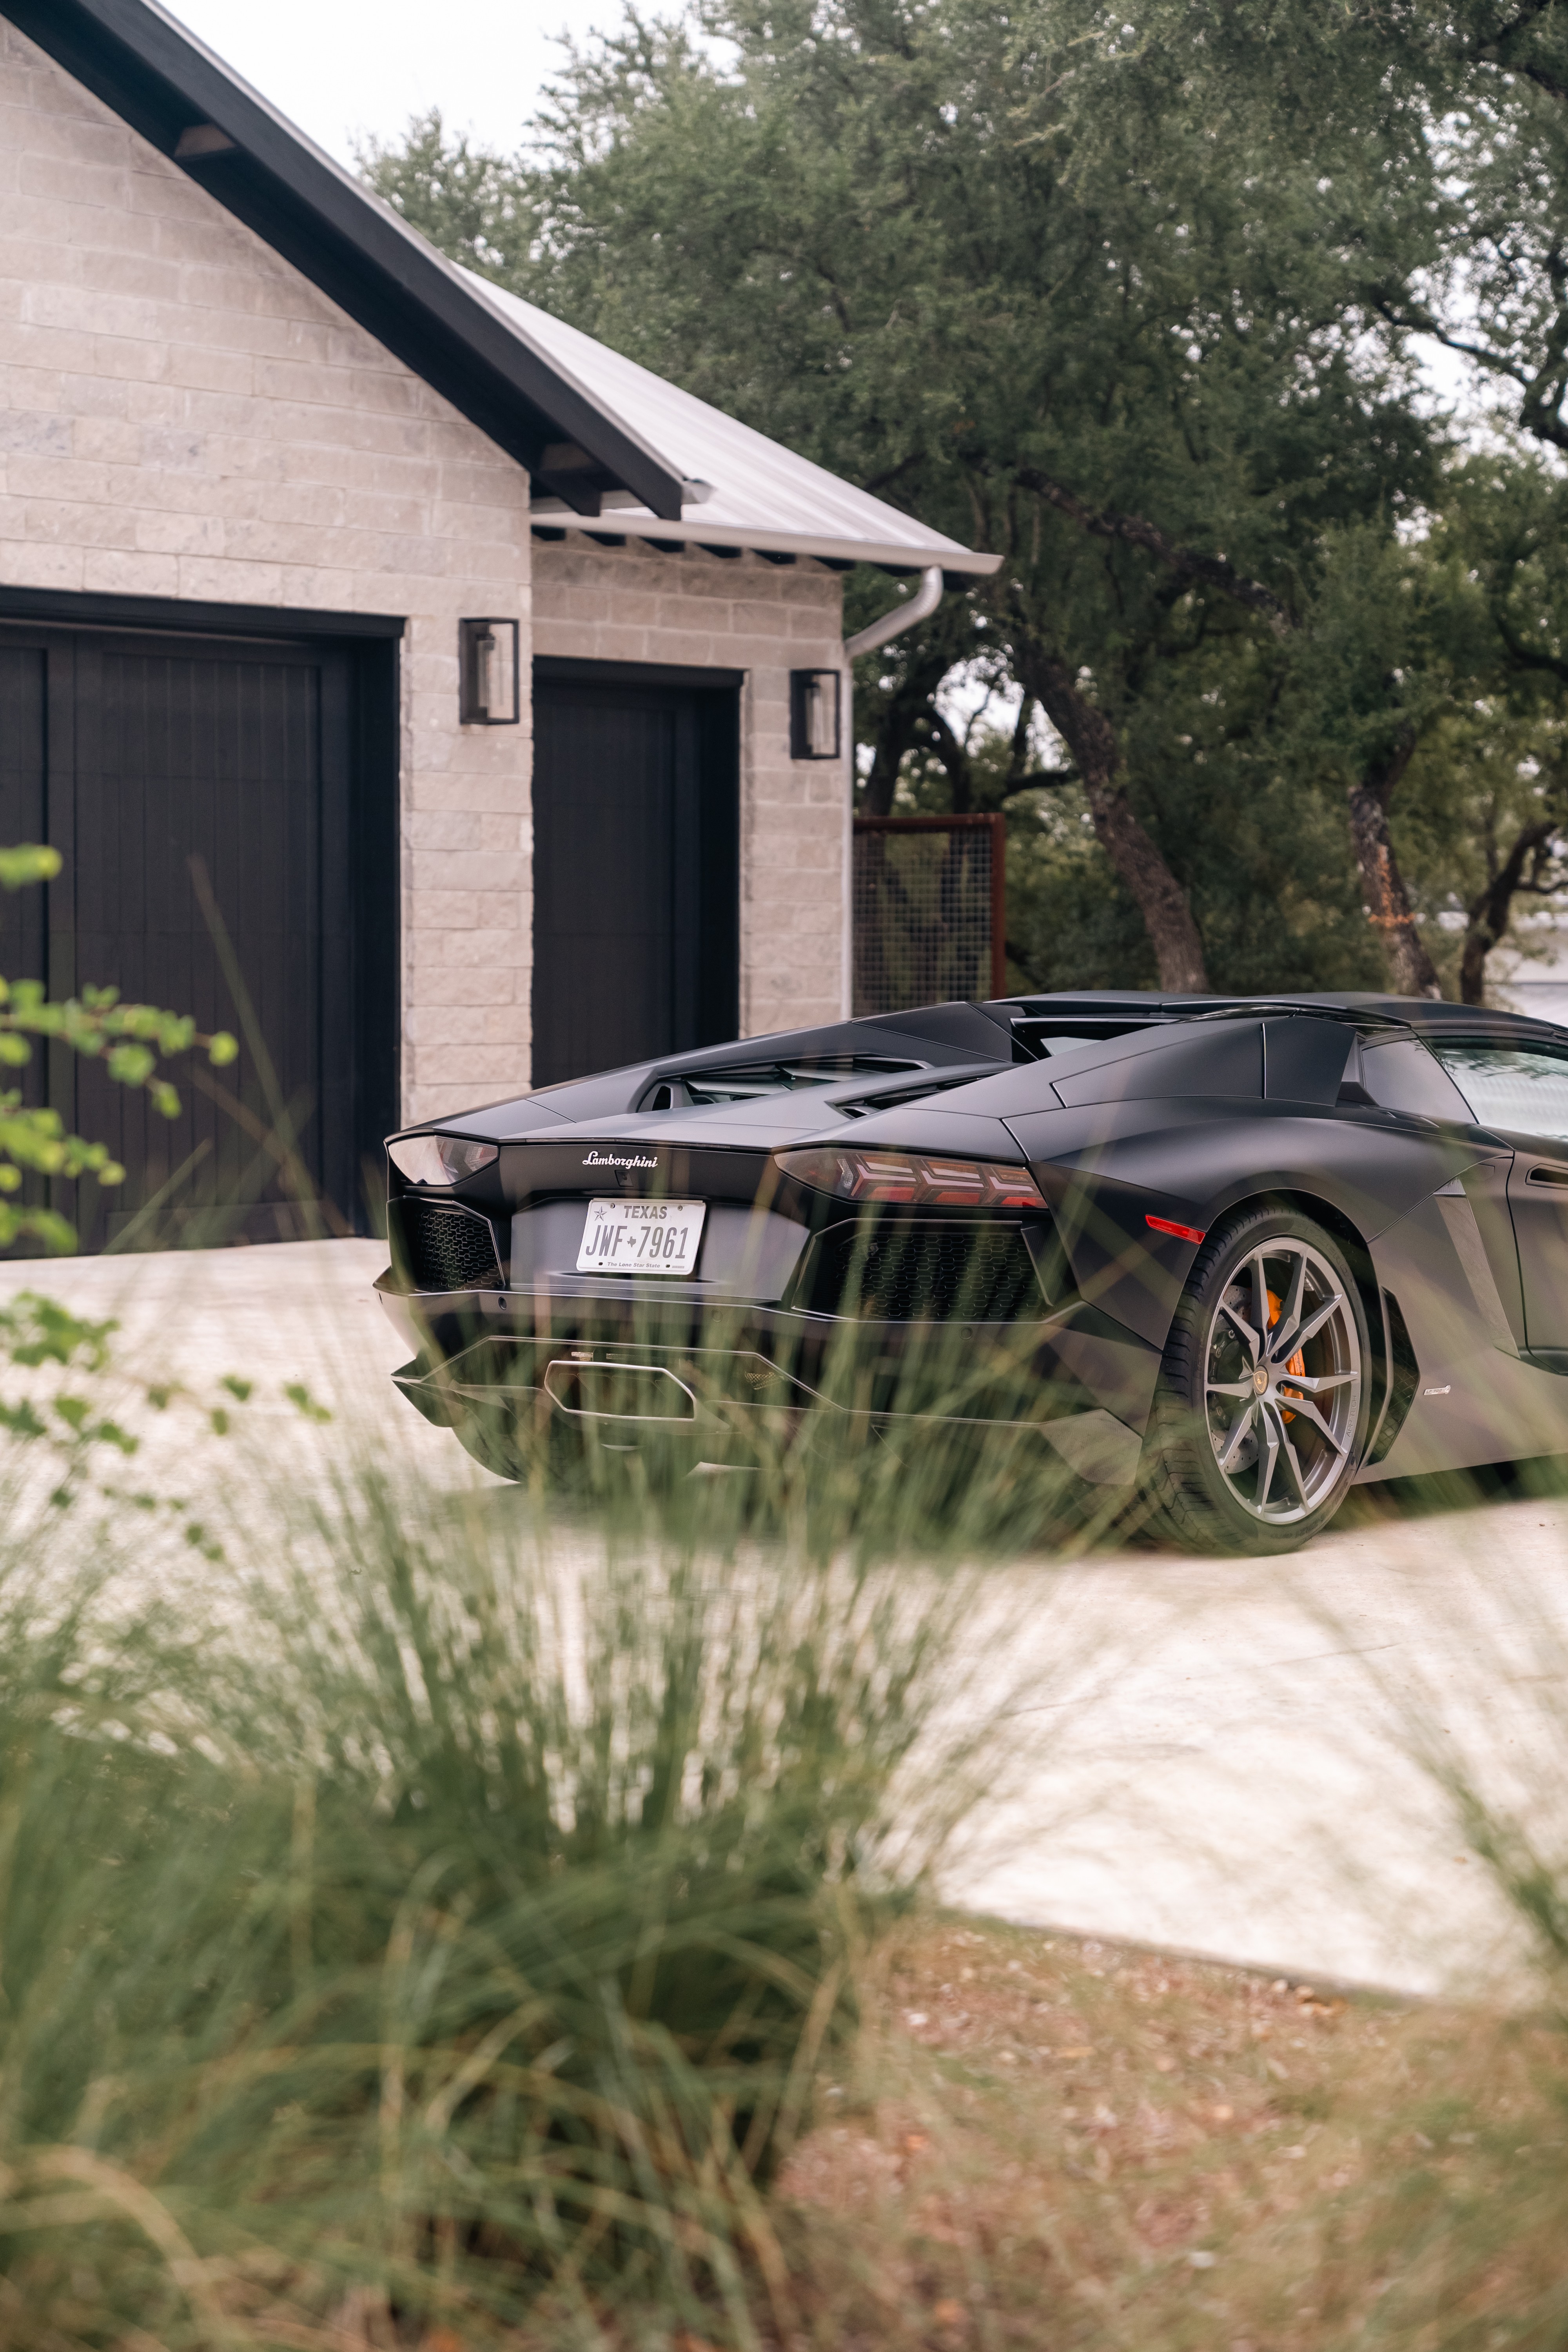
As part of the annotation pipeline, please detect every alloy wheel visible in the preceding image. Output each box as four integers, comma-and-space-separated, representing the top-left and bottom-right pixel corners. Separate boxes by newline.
1202, 1238, 1362, 1525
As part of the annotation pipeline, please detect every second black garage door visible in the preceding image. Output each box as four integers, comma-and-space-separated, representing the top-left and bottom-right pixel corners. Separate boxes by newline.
531, 658, 740, 1087
0, 607, 398, 1249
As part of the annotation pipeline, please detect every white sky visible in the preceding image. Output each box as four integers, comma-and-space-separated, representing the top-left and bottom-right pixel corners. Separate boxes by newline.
163, 0, 614, 163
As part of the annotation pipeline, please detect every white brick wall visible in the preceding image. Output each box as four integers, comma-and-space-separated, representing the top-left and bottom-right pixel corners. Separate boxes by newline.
0, 24, 852, 1133
0, 23, 532, 1127
531, 534, 849, 1039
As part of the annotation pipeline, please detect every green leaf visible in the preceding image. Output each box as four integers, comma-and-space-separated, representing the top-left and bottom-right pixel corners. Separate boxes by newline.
0, 844, 62, 890
284, 1382, 332, 1424
105, 1043, 155, 1088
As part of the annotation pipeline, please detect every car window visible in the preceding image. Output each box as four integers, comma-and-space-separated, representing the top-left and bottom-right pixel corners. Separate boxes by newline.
1428, 1043, 1568, 1141
1358, 1038, 1475, 1121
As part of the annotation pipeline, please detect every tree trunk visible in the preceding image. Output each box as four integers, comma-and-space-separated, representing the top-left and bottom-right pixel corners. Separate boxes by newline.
855, 610, 977, 817
1458, 911, 1494, 1007
1013, 641, 1210, 992
1346, 781, 1441, 996
1345, 737, 1441, 998
862, 703, 922, 817
924, 708, 974, 811
1005, 473, 1453, 996
1459, 819, 1555, 1005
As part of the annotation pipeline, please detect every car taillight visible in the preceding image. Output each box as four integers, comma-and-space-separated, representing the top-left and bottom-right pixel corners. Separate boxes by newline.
775, 1147, 1045, 1209
388, 1133, 499, 1186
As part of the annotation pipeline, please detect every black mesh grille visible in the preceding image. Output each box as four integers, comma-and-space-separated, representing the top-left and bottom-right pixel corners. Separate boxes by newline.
399, 1198, 503, 1292
803, 1220, 1044, 1322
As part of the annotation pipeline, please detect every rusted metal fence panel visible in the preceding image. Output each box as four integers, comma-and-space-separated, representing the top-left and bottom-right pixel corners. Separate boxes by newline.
851, 813, 1006, 1014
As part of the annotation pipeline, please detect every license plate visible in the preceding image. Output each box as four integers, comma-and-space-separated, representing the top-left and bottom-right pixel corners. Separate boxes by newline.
577, 1198, 706, 1277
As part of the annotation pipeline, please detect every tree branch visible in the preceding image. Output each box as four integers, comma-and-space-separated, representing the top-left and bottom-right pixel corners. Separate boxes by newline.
1461, 813, 1561, 1003
1368, 288, 1568, 452
1494, 605, 1568, 686
920, 708, 974, 812
1369, 295, 1534, 390
862, 452, 922, 498
1472, 2, 1568, 103
1004, 694, 1036, 793
998, 765, 1079, 800
1003, 936, 1045, 991
1014, 466, 1295, 636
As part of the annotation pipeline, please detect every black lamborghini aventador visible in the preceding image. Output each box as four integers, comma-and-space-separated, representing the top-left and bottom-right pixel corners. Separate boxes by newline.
377, 991, 1568, 1553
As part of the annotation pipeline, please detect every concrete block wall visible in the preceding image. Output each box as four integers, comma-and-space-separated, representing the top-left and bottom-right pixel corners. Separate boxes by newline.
530, 533, 849, 1040
0, 23, 534, 1128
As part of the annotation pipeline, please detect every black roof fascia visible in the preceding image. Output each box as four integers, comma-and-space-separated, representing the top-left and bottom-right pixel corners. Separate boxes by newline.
2, 0, 686, 521
0, 584, 404, 637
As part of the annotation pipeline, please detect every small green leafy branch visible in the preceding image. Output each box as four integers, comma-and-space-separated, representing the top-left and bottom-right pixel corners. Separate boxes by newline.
0, 846, 238, 1252
0, 1289, 333, 1555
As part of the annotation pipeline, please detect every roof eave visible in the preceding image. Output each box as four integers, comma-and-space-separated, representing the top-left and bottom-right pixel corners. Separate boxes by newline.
529, 512, 1003, 575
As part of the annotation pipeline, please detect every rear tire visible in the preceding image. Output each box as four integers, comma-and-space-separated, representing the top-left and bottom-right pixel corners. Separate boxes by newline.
1141, 1204, 1370, 1555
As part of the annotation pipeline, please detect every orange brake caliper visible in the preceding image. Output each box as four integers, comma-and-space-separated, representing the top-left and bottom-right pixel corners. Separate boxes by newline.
1266, 1289, 1306, 1421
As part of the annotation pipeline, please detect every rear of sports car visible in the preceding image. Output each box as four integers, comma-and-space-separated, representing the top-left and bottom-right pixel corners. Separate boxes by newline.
373, 1066, 1153, 1488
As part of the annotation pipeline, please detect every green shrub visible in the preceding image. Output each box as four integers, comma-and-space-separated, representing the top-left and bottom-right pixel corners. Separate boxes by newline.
0, 1397, 1044, 2348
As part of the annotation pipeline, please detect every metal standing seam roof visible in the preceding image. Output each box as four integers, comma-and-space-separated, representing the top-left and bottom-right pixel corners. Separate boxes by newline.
479, 280, 1002, 575
2, 0, 999, 576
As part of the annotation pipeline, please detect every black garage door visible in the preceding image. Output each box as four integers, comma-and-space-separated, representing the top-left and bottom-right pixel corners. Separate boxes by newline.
0, 609, 398, 1249
531, 658, 740, 1087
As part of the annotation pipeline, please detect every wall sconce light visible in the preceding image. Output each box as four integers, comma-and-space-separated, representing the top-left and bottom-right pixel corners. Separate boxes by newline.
459, 618, 521, 725
790, 667, 842, 760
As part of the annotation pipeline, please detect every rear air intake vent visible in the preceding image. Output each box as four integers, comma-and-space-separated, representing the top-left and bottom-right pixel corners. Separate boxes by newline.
1368, 1289, 1419, 1465
802, 1220, 1045, 1322
399, 1199, 504, 1292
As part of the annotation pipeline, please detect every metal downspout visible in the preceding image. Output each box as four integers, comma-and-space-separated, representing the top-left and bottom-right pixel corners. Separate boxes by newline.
843, 563, 945, 661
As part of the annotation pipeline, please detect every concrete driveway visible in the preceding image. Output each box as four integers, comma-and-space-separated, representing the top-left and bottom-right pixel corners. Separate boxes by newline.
0, 1233, 417, 1430
0, 1238, 1560, 2001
